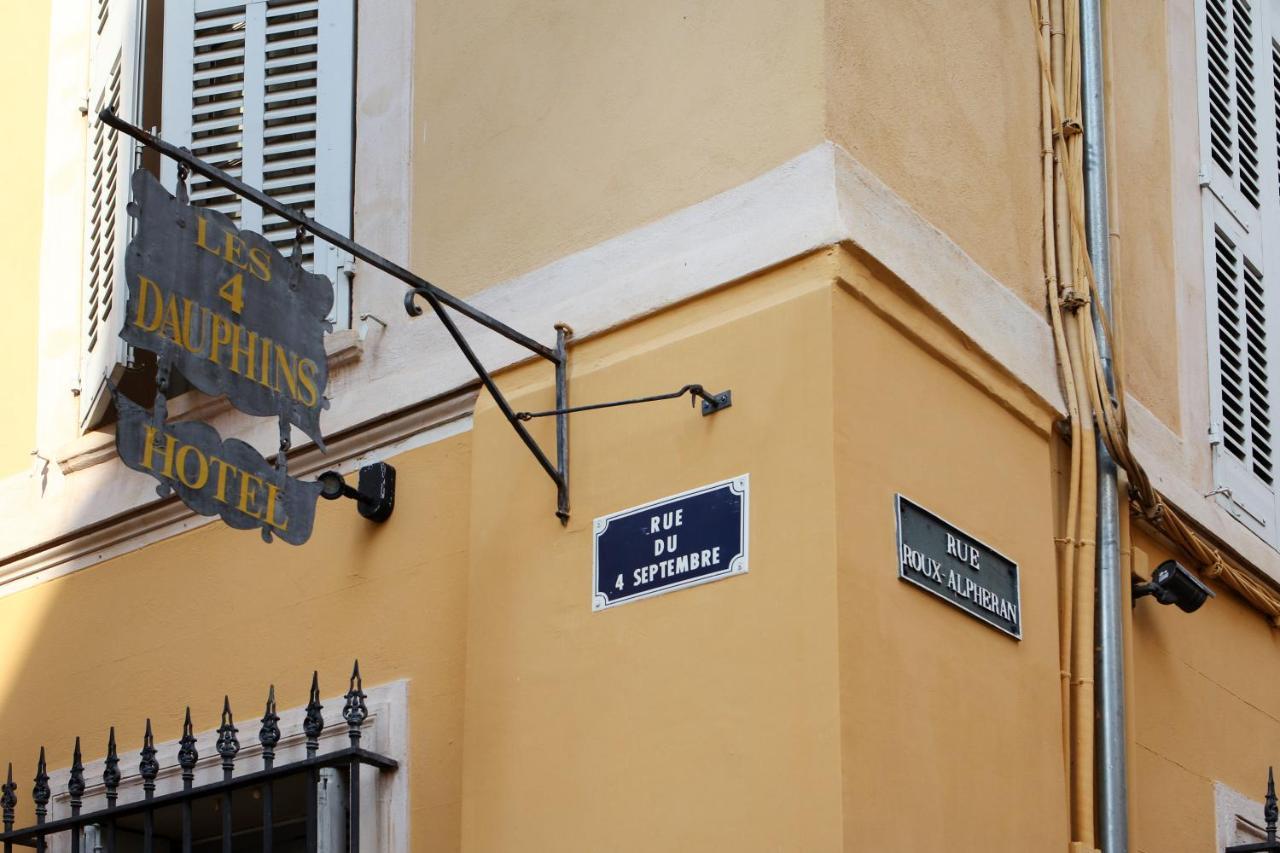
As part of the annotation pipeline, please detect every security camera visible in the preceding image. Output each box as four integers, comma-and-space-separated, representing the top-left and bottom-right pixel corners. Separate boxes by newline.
1132, 560, 1215, 613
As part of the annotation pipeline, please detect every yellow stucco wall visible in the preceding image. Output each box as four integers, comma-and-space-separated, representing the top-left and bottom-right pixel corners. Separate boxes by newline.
0, 2, 51, 477
461, 253, 845, 850
410, 0, 827, 297
1130, 526, 1280, 852
1109, 0, 1182, 430
832, 252, 1068, 850
824, 1, 1045, 312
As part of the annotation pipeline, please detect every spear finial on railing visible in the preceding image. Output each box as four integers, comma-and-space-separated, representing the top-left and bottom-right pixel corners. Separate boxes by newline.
68, 737, 85, 815
2, 762, 17, 832
103, 728, 120, 808
304, 671, 324, 759
32, 747, 49, 825
1267, 766, 1278, 842
178, 708, 198, 790
139, 719, 159, 799
343, 660, 368, 748
216, 697, 239, 779
260, 685, 281, 770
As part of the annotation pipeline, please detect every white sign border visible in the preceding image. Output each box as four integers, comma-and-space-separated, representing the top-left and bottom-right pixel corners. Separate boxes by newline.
592, 474, 750, 611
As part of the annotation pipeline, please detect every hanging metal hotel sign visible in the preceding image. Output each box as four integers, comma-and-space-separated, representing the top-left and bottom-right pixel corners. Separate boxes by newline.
122, 169, 332, 445
115, 394, 323, 545
111, 168, 334, 544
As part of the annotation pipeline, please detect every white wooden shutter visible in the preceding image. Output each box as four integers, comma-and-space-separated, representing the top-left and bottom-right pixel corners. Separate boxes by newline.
1205, 0, 1264, 214
80, 0, 143, 429
1200, 0, 1280, 538
1205, 212, 1276, 533
162, 0, 354, 325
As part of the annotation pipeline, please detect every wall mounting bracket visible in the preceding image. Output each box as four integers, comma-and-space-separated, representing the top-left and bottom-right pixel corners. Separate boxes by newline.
318, 463, 397, 522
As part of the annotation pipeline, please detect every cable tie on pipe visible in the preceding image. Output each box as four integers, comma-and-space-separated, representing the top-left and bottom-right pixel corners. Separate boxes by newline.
1060, 118, 1083, 137
1053, 536, 1076, 545
1204, 557, 1225, 579
1060, 290, 1090, 312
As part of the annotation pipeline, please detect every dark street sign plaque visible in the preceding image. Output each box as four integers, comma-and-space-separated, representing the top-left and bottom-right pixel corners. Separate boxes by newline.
114, 391, 323, 545
593, 475, 749, 611
122, 169, 334, 447
896, 494, 1022, 639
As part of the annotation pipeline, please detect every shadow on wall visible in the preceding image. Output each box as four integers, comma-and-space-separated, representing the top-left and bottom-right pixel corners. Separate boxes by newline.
0, 432, 473, 848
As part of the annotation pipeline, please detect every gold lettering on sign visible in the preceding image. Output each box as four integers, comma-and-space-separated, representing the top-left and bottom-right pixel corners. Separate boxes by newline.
131, 272, 321, 409
194, 215, 272, 283
141, 426, 177, 479
134, 276, 164, 332
137, 423, 291, 532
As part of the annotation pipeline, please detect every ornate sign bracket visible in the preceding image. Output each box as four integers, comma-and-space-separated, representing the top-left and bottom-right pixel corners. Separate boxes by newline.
101, 109, 731, 524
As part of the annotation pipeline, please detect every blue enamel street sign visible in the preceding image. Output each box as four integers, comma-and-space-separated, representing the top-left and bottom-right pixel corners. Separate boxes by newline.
895, 494, 1022, 639
593, 475, 749, 611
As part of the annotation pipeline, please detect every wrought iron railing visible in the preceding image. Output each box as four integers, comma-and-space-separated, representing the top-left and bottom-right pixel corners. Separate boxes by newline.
0, 662, 396, 852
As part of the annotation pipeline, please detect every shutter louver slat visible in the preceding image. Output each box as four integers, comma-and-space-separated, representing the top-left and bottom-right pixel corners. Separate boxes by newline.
1214, 227, 1274, 483
1233, 0, 1261, 207
1243, 259, 1272, 482
260, 0, 321, 260
190, 4, 247, 224
85, 57, 123, 357
1209, 0, 1235, 175
1216, 231, 1246, 460
1273, 38, 1279, 202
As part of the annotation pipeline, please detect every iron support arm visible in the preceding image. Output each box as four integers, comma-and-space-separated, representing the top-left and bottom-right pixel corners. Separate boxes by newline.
404, 287, 569, 519
100, 110, 573, 517
98, 108, 558, 363
515, 384, 732, 420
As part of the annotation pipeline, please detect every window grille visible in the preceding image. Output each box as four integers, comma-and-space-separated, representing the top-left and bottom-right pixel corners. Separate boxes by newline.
0, 663, 395, 853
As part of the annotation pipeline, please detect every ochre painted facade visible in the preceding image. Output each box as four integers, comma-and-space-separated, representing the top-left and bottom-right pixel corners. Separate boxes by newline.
0, 2, 51, 479
6, 0, 1280, 851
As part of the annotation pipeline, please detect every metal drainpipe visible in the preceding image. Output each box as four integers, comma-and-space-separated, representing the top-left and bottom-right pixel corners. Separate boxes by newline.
1080, 0, 1129, 851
